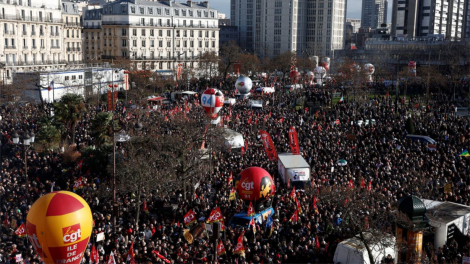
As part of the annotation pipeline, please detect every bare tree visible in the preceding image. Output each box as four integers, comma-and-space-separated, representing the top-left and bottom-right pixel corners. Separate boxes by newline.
219, 41, 242, 80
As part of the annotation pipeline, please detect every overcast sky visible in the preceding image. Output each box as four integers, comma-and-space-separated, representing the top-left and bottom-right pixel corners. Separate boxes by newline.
203, 0, 393, 23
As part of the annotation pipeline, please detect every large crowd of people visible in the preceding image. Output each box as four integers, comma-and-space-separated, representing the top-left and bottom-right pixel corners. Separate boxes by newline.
0, 80, 470, 264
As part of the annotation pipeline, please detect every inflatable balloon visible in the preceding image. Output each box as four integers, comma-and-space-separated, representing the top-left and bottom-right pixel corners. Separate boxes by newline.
408, 61, 417, 76
322, 57, 330, 71
314, 66, 327, 85
26, 191, 93, 264
364, 63, 375, 82
201, 88, 224, 119
306, 71, 314, 81
235, 76, 253, 95
310, 56, 319, 68
237, 167, 275, 201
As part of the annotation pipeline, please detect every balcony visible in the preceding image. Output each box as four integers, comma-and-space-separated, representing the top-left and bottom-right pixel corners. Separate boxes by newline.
0, 14, 63, 23
22, 31, 27, 36
23, 46, 28, 49
4, 30, 15, 35
51, 46, 60, 49
5, 46, 16, 49
31, 31, 36, 36
84, 25, 102, 29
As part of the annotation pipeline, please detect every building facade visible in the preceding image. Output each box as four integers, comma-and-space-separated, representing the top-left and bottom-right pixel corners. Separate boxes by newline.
0, 0, 84, 83
361, 0, 387, 29
62, 0, 83, 65
346, 18, 361, 34
391, 0, 467, 40
231, 0, 346, 59
83, 0, 219, 76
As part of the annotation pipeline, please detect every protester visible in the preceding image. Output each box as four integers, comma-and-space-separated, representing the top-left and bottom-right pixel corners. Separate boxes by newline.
1, 79, 469, 263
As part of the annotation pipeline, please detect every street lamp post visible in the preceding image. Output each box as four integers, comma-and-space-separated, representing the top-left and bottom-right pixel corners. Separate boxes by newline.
13, 131, 34, 187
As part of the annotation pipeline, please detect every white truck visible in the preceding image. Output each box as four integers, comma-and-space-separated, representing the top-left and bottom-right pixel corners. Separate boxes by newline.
277, 153, 311, 189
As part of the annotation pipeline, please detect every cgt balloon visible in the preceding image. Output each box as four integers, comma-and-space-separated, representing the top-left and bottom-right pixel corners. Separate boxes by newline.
201, 88, 224, 119
26, 191, 93, 264
236, 167, 275, 201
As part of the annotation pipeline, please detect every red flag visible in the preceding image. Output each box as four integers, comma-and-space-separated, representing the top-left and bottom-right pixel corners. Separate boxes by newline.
368, 181, 372, 191
241, 147, 245, 156
315, 236, 320, 250
227, 171, 233, 185
269, 111, 272, 118
318, 125, 322, 131
289, 186, 296, 200
245, 140, 248, 151
14, 223, 26, 238
91, 245, 99, 264
264, 115, 267, 123
127, 241, 135, 263
143, 200, 149, 214
249, 217, 256, 234
236, 113, 239, 119
76, 159, 84, 169
295, 197, 302, 214
348, 179, 354, 189
206, 207, 223, 223
365, 217, 370, 229
279, 117, 284, 123
233, 231, 245, 255
107, 251, 116, 264
73, 177, 83, 191
312, 196, 319, 214
289, 210, 299, 223
247, 201, 255, 216
259, 130, 278, 161
248, 116, 252, 125
184, 209, 197, 227
152, 251, 171, 263
216, 240, 226, 256
288, 126, 300, 155
361, 179, 365, 189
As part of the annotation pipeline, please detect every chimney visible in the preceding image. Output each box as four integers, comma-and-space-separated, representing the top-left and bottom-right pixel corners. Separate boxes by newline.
159, 0, 172, 6
201, 1, 209, 8
187, 0, 193, 7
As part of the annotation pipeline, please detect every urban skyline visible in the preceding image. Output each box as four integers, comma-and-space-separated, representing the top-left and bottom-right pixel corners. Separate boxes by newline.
209, 0, 393, 22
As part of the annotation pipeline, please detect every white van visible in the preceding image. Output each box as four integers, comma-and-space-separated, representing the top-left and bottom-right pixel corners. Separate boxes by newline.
248, 100, 263, 109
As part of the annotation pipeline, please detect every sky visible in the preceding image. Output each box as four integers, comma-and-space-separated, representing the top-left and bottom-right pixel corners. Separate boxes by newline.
200, 0, 393, 23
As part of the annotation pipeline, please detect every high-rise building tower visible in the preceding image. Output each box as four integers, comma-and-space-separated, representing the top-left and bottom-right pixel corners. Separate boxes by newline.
230, 0, 346, 58
361, 0, 388, 29
391, 0, 467, 40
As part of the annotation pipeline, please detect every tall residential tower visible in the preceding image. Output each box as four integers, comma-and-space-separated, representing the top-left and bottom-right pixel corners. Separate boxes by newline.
361, 0, 388, 29
230, 0, 346, 58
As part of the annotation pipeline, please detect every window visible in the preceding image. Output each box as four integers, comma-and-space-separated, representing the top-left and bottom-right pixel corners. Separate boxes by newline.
167, 41, 171, 47
72, 75, 76, 80
131, 7, 135, 13
205, 41, 209, 47
122, 28, 127, 36
205, 31, 209, 37
149, 8, 153, 14
159, 30, 163, 37
133, 40, 137, 46
183, 40, 187, 47
157, 8, 161, 15
198, 41, 202, 47
198, 31, 202, 37
167, 30, 171, 37
212, 31, 215, 38
150, 40, 154, 47
175, 9, 179, 16
133, 29, 137, 36
65, 76, 70, 81
140, 7, 144, 14
150, 29, 154, 36
159, 40, 163, 47
122, 39, 127, 46
141, 29, 145, 36
212, 41, 215, 47
183, 30, 187, 37
142, 40, 146, 47
182, 10, 186, 16
121, 6, 126, 14
165, 9, 170, 15
190, 40, 194, 47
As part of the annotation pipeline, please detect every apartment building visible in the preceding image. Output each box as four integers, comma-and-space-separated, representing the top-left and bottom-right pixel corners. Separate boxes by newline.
231, 0, 346, 59
62, 0, 83, 65
391, 0, 467, 40
361, 0, 387, 29
0, 0, 67, 82
83, 0, 219, 75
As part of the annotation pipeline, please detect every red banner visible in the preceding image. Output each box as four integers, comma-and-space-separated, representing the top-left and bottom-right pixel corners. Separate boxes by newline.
184, 209, 196, 227
107, 91, 118, 111
177, 64, 183, 80
143, 201, 149, 214
259, 130, 278, 161
288, 127, 300, 155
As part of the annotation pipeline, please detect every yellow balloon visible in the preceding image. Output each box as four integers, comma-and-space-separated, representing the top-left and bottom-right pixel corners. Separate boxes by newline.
26, 191, 93, 264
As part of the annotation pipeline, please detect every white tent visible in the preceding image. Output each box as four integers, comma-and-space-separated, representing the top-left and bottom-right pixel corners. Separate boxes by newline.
333, 232, 396, 264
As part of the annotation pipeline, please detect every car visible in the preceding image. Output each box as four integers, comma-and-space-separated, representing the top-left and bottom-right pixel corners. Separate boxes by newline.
228, 207, 274, 227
